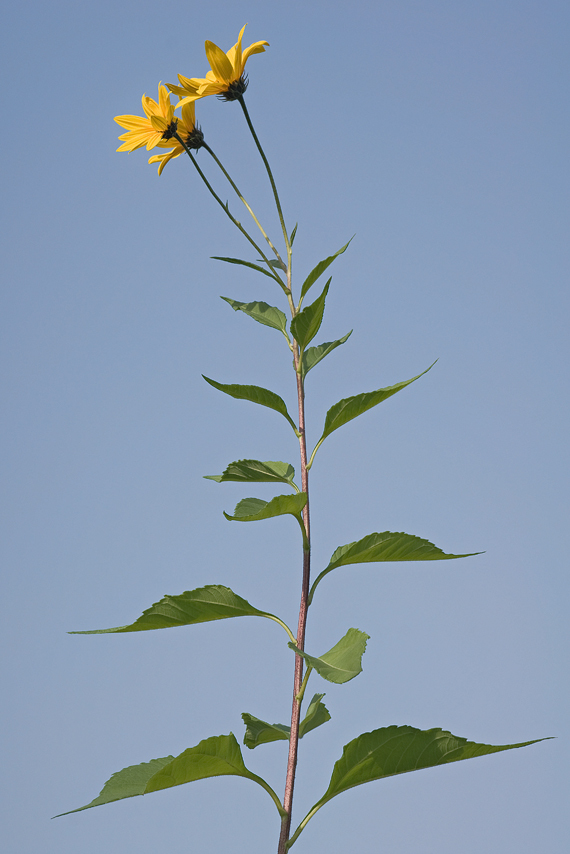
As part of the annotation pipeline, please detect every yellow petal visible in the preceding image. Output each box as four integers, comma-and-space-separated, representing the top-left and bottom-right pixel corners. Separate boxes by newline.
176, 93, 202, 110
114, 114, 150, 130
180, 101, 196, 130
227, 24, 246, 76
145, 130, 164, 150
241, 39, 269, 70
205, 40, 234, 83
150, 114, 169, 131
177, 74, 202, 93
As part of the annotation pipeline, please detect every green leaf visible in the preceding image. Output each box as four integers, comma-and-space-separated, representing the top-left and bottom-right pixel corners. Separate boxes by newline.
242, 694, 331, 749
224, 492, 307, 523
70, 584, 286, 635
289, 628, 369, 684
299, 693, 332, 737
314, 362, 436, 450
289, 726, 551, 843
211, 256, 279, 281
202, 376, 298, 433
205, 459, 296, 487
242, 714, 290, 748
290, 279, 330, 349
54, 755, 175, 815
221, 297, 288, 333
309, 531, 481, 602
56, 734, 286, 818
302, 331, 352, 377
300, 237, 353, 300
290, 223, 298, 245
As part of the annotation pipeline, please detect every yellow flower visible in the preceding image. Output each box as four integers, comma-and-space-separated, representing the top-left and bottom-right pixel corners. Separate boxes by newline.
148, 102, 204, 175
115, 88, 203, 174
115, 85, 178, 153
168, 24, 269, 107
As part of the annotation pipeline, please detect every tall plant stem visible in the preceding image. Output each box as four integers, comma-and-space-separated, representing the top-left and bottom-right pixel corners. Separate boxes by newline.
174, 135, 287, 290
202, 142, 286, 271
238, 95, 292, 263
278, 315, 310, 854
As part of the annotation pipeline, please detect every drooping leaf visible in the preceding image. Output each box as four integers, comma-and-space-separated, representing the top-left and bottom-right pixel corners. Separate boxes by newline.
221, 297, 288, 333
302, 331, 353, 377
290, 223, 298, 246
211, 255, 280, 281
290, 279, 330, 349
56, 734, 285, 818
54, 755, 175, 815
224, 492, 307, 523
299, 693, 332, 737
241, 694, 331, 749
70, 584, 285, 635
242, 714, 290, 748
300, 237, 353, 300
316, 363, 436, 446
289, 726, 550, 843
289, 628, 369, 684
205, 459, 296, 487
309, 531, 481, 602
202, 376, 298, 433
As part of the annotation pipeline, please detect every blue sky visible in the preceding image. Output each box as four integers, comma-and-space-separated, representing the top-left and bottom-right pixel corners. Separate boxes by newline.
1, 1, 568, 852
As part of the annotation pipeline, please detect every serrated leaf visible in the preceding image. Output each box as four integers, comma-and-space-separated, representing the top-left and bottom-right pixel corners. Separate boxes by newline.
224, 492, 307, 522
317, 362, 436, 446
308, 531, 481, 602
289, 628, 369, 684
70, 584, 282, 634
202, 376, 298, 432
302, 331, 352, 377
290, 279, 330, 349
242, 694, 331, 749
221, 297, 288, 332
300, 237, 353, 299
57, 734, 285, 818
242, 714, 290, 748
290, 726, 550, 841
54, 755, 175, 815
205, 459, 295, 486
211, 256, 279, 281
299, 693, 331, 737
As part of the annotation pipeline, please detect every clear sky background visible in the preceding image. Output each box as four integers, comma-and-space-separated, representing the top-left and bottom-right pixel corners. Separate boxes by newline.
1, 1, 568, 852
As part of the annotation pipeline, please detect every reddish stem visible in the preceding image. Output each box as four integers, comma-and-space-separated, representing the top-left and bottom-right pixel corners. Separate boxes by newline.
277, 353, 310, 854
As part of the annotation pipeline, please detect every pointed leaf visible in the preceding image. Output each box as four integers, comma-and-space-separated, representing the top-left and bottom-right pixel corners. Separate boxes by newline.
221, 297, 288, 333
54, 755, 175, 815
299, 693, 332, 738
300, 237, 353, 299
328, 531, 480, 570
302, 331, 352, 377
309, 531, 481, 602
290, 279, 330, 349
205, 459, 296, 486
289, 628, 369, 684
290, 223, 298, 245
224, 492, 307, 522
202, 376, 298, 432
242, 695, 331, 749
211, 256, 279, 281
297, 726, 550, 831
242, 714, 290, 748
57, 734, 285, 818
70, 584, 284, 634
318, 363, 436, 444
